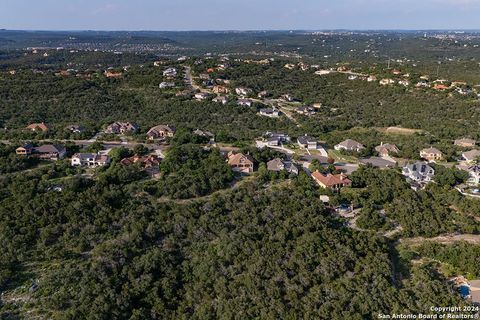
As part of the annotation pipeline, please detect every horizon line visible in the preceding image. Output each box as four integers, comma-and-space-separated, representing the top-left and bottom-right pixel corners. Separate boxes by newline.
1, 28, 480, 33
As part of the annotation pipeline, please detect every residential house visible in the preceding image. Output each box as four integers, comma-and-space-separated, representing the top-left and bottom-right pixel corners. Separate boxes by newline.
194, 92, 210, 101
66, 124, 85, 134
281, 94, 295, 102
267, 158, 299, 175
296, 106, 316, 116
153, 60, 167, 67
456, 87, 474, 95
315, 70, 333, 76
455, 138, 477, 148
298, 62, 309, 71
375, 142, 400, 157
15, 143, 34, 155
462, 149, 480, 164
420, 147, 443, 162
146, 125, 176, 140
335, 139, 365, 152
451, 81, 467, 87
235, 87, 252, 96
26, 122, 49, 132
257, 91, 268, 99
402, 161, 435, 184
264, 132, 290, 146
398, 80, 410, 86
104, 70, 122, 78
213, 85, 229, 94
227, 152, 254, 174
163, 67, 177, 77
33, 144, 66, 160
311, 171, 352, 192
199, 73, 210, 80
416, 80, 430, 88
433, 84, 449, 91
71, 153, 110, 167
284, 63, 295, 70
121, 155, 161, 176
457, 165, 480, 186
121, 155, 160, 167
367, 75, 377, 82
237, 99, 253, 107
212, 96, 228, 105
105, 122, 139, 134
297, 135, 318, 150
193, 129, 215, 142
159, 82, 175, 89
202, 79, 214, 88
379, 79, 395, 85
259, 108, 280, 118
176, 90, 193, 98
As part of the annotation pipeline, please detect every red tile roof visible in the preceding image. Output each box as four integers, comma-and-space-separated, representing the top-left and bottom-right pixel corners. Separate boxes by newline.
312, 171, 351, 187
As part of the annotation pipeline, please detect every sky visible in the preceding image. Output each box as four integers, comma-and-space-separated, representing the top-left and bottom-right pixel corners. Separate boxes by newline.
1, 0, 480, 31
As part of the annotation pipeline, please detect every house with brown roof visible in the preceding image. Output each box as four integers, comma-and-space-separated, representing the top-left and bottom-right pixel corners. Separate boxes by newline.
454, 138, 477, 148
104, 70, 123, 78
146, 125, 176, 140
420, 147, 443, 162
227, 152, 254, 174
334, 139, 365, 152
121, 155, 161, 176
26, 122, 49, 132
433, 84, 449, 90
213, 85, 229, 94
33, 144, 66, 160
105, 122, 139, 134
267, 158, 298, 175
121, 155, 160, 168
311, 171, 351, 192
375, 142, 400, 157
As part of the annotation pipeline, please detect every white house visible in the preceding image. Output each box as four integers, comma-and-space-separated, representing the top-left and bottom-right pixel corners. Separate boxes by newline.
71, 153, 110, 167
297, 135, 318, 150
402, 162, 435, 184
259, 108, 280, 118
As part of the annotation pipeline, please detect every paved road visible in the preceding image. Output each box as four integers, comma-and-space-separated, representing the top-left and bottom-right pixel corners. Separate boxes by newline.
184, 66, 201, 91
4, 138, 168, 151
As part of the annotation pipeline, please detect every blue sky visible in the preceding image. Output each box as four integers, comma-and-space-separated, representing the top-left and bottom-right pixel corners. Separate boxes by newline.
1, 0, 479, 30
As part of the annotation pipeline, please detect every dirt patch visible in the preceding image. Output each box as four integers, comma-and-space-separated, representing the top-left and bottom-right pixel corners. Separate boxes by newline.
401, 234, 480, 246
378, 126, 425, 135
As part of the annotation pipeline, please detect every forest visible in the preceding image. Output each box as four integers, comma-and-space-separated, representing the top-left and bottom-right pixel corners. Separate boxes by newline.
0, 164, 472, 319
